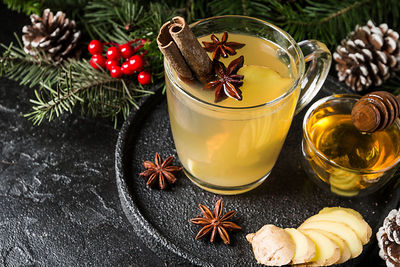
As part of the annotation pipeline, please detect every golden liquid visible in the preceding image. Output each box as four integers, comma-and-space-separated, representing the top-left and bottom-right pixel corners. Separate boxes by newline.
167, 33, 299, 193
185, 33, 294, 107
306, 112, 400, 195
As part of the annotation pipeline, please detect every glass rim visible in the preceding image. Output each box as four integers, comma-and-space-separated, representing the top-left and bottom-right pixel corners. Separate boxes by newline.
164, 15, 305, 110
303, 94, 400, 174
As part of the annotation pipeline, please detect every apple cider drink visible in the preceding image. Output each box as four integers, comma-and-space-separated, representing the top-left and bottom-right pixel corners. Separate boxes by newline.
158, 16, 331, 194
166, 33, 299, 192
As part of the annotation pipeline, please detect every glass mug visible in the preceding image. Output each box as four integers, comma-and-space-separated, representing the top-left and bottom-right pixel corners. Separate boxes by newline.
165, 15, 331, 194
302, 94, 400, 197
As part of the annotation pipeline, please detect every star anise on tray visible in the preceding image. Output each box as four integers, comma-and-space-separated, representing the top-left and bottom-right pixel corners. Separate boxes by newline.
204, 55, 244, 103
139, 152, 183, 190
202, 32, 245, 60
190, 199, 241, 245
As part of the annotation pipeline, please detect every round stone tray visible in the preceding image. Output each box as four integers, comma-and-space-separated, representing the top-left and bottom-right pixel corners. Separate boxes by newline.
115, 76, 400, 266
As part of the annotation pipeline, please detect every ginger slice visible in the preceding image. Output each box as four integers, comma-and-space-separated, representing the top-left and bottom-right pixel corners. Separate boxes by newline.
284, 228, 316, 264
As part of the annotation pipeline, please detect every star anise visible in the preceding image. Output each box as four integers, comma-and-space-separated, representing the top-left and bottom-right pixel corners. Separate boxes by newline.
190, 199, 241, 245
202, 32, 245, 60
139, 152, 182, 190
204, 56, 244, 103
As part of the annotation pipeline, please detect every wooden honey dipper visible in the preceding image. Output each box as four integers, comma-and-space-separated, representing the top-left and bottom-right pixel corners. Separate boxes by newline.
351, 91, 400, 133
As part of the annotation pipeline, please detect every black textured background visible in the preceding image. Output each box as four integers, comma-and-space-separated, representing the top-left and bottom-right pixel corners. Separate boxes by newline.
0, 4, 395, 267
0, 5, 165, 267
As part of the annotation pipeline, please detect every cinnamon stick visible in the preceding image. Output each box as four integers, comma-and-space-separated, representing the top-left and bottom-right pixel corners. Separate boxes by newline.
157, 16, 213, 84
169, 17, 213, 83
157, 21, 193, 80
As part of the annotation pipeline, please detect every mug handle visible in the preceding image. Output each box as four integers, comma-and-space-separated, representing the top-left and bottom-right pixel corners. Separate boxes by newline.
295, 40, 332, 114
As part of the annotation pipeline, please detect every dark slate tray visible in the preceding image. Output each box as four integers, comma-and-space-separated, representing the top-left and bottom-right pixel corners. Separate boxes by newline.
115, 76, 400, 266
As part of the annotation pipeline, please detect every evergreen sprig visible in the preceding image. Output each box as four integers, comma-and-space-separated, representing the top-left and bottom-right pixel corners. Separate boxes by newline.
2, 0, 87, 17
84, 0, 144, 34
4, 0, 400, 47
276, 0, 399, 48
208, 0, 400, 49
2, 0, 42, 15
0, 33, 153, 126
0, 34, 61, 89
26, 59, 153, 127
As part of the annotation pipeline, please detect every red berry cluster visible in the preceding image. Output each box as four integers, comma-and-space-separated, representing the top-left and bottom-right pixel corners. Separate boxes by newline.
88, 39, 152, 85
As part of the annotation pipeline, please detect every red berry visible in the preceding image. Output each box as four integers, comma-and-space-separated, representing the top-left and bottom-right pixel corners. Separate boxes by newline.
121, 61, 135, 75
119, 43, 134, 59
105, 59, 119, 71
106, 46, 121, 61
90, 54, 106, 70
88, 40, 103, 55
138, 71, 151, 85
110, 66, 123, 78
128, 55, 144, 72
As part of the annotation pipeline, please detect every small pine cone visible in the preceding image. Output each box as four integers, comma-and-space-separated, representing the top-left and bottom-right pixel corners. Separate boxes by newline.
384, 209, 400, 244
22, 9, 81, 62
378, 209, 400, 266
334, 20, 400, 92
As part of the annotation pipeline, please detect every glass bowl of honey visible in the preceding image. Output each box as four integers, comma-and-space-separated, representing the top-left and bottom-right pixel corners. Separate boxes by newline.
302, 94, 400, 197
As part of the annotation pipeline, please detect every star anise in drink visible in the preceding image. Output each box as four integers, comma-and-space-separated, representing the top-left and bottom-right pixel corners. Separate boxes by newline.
204, 55, 244, 103
139, 152, 182, 190
190, 199, 241, 245
202, 31, 245, 60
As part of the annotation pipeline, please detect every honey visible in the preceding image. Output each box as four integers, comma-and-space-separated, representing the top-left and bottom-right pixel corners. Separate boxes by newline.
305, 109, 400, 196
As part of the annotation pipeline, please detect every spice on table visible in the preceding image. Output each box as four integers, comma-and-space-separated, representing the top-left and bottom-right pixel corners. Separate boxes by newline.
202, 31, 245, 61
139, 152, 182, 190
190, 199, 241, 245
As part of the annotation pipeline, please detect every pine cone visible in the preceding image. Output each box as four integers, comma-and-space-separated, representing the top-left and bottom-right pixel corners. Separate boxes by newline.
378, 209, 400, 266
334, 20, 400, 92
22, 9, 81, 62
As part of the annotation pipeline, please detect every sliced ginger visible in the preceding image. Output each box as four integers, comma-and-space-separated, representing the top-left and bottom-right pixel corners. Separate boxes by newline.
247, 207, 371, 266
299, 229, 341, 266
304, 208, 372, 245
284, 228, 315, 264
299, 220, 363, 258
313, 229, 351, 264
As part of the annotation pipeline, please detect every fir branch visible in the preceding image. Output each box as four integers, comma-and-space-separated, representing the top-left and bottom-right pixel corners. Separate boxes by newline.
309, 1, 364, 24
267, 0, 400, 48
84, 0, 143, 29
2, 0, 42, 15
0, 35, 61, 88
84, 0, 144, 37
2, 0, 87, 17
26, 59, 154, 126
208, 0, 273, 17
205, 0, 400, 49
